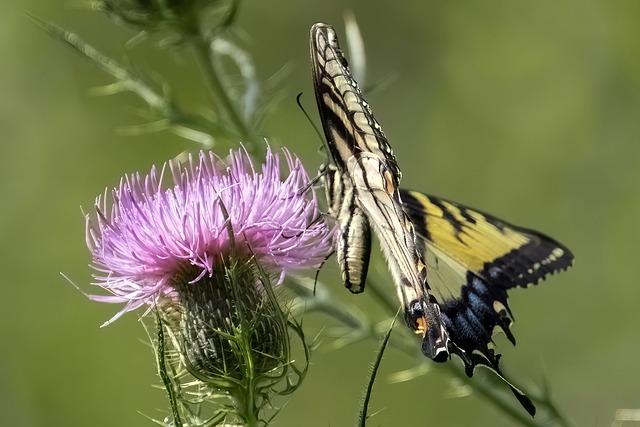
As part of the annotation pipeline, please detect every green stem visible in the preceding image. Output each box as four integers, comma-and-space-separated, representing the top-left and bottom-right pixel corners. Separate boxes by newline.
230, 388, 259, 427
357, 313, 397, 427
244, 383, 260, 427
155, 314, 184, 427
243, 349, 259, 427
183, 11, 254, 143
233, 317, 260, 427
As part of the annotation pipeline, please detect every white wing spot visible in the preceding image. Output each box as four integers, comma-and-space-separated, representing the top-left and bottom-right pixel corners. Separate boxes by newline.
493, 300, 507, 315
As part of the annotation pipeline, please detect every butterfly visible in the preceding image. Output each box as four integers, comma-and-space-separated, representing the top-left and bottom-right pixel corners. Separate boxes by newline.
310, 22, 573, 417
311, 22, 451, 363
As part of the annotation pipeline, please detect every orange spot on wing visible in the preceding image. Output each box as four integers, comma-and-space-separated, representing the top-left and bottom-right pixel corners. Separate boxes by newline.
415, 316, 427, 336
383, 169, 396, 195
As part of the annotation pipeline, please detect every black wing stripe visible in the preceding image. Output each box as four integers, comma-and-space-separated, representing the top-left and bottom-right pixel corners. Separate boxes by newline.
401, 190, 434, 241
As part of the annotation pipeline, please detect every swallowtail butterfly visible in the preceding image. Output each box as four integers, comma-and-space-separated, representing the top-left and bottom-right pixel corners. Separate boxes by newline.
310, 22, 573, 416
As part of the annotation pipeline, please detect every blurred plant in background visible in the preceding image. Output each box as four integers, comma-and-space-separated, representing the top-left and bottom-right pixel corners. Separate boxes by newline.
40, 0, 574, 425
39, 0, 263, 153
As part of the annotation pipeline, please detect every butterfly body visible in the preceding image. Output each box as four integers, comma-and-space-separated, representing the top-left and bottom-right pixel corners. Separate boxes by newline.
321, 163, 372, 293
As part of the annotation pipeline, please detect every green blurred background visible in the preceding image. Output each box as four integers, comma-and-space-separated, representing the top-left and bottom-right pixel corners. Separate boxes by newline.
2, 0, 639, 426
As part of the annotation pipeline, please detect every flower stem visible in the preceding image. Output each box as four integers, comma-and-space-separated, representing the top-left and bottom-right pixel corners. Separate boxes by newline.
182, 10, 254, 144
34, 16, 226, 146
155, 314, 184, 427
229, 390, 258, 427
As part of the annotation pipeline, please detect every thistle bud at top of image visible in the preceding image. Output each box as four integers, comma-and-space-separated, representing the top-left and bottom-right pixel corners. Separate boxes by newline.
85, 147, 333, 399
98, 0, 197, 30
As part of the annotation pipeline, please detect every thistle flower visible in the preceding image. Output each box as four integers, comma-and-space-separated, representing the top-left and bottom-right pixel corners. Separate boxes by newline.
85, 147, 333, 424
87, 147, 331, 319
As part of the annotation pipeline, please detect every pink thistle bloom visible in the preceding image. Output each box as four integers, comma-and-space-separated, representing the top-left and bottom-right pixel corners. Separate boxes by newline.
86, 147, 334, 324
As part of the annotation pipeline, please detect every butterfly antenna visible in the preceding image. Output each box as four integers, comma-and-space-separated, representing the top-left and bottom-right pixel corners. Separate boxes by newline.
294, 92, 331, 198
312, 260, 323, 297
296, 92, 326, 153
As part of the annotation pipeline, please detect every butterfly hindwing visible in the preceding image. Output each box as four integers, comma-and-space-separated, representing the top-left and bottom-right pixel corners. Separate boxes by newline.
400, 190, 573, 416
400, 189, 573, 372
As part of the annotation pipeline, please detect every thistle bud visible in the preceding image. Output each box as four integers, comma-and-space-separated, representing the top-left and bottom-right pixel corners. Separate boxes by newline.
98, 0, 196, 30
165, 263, 286, 383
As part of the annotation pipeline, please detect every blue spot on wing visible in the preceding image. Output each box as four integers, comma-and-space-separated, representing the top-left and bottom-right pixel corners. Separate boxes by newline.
440, 272, 515, 365
438, 271, 535, 416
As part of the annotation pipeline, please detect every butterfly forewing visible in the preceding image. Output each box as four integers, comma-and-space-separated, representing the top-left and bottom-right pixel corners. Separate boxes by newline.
347, 155, 423, 300
311, 22, 449, 359
311, 23, 401, 181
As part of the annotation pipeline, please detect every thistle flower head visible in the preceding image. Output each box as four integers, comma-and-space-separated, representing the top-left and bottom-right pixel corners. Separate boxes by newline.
86, 147, 333, 324
85, 147, 332, 423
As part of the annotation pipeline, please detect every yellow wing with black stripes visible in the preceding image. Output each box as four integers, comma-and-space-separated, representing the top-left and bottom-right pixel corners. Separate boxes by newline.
401, 189, 573, 383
